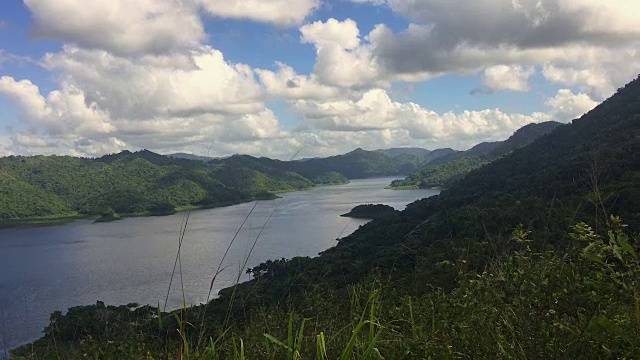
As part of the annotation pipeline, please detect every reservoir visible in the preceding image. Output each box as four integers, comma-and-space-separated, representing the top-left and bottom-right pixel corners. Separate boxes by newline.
0, 177, 438, 354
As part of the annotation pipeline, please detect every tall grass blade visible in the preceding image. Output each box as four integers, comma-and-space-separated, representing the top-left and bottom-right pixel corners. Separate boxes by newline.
316, 332, 328, 360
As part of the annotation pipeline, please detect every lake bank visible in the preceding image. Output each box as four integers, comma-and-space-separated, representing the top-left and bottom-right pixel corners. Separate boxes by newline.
0, 185, 321, 229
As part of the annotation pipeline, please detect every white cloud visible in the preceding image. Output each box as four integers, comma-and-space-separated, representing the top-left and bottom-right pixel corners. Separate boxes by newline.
360, 1, 640, 95
291, 88, 551, 148
42, 46, 264, 120
300, 19, 386, 89
0, 50, 35, 68
196, 0, 319, 26
483, 65, 535, 92
0, 135, 13, 156
545, 89, 598, 122
219, 110, 288, 142
24, 0, 205, 55
0, 76, 114, 136
542, 46, 640, 99
256, 62, 347, 100
0, 46, 290, 157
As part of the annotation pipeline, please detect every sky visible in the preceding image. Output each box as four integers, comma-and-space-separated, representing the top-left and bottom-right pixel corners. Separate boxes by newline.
0, 0, 638, 159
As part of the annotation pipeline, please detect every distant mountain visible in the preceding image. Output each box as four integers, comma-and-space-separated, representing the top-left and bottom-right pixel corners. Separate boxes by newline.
167, 152, 217, 162
208, 147, 429, 182
373, 147, 432, 158
424, 148, 459, 162
284, 148, 425, 179
0, 150, 320, 222
392, 121, 563, 189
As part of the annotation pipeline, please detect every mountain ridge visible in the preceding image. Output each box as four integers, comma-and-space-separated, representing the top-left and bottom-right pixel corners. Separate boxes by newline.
392, 120, 564, 189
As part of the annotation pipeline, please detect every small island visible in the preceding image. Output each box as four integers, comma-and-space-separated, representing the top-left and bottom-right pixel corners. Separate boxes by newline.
340, 204, 398, 219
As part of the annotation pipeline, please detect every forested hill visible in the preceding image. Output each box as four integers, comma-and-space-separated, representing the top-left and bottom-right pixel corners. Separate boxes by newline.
0, 146, 442, 223
204, 146, 456, 181
0, 150, 318, 222
391, 120, 563, 189
251, 75, 640, 291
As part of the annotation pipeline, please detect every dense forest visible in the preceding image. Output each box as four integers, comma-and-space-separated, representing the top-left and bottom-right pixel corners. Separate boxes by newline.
11, 77, 640, 358
390, 121, 562, 189
0, 147, 444, 224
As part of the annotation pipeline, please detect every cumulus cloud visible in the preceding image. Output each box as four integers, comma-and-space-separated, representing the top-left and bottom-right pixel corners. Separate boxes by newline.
196, 0, 319, 26
0, 76, 114, 136
482, 65, 535, 92
291, 88, 551, 148
0, 46, 289, 157
0, 135, 14, 156
546, 89, 598, 122
24, 0, 205, 55
362, 1, 640, 94
42, 46, 264, 120
382, 0, 640, 50
300, 19, 386, 88
542, 47, 640, 99
256, 62, 346, 100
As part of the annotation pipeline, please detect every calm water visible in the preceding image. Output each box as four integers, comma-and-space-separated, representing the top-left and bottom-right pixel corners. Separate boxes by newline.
0, 178, 438, 355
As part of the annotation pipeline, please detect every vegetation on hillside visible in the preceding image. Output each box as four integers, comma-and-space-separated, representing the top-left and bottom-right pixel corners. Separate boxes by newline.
0, 151, 302, 222
10, 76, 640, 358
390, 156, 490, 189
0, 146, 449, 223
391, 121, 563, 190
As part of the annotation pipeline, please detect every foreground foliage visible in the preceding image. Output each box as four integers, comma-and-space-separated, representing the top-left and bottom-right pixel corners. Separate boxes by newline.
13, 218, 640, 359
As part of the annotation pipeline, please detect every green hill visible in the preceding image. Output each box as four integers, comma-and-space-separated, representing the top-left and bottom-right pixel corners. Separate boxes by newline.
0, 146, 440, 224
391, 121, 563, 189
0, 151, 316, 223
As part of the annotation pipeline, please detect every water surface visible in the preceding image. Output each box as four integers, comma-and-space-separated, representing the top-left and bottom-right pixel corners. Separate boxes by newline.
0, 178, 438, 354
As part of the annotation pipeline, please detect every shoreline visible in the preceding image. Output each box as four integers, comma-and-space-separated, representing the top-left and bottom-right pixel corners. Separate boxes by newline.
0, 181, 353, 230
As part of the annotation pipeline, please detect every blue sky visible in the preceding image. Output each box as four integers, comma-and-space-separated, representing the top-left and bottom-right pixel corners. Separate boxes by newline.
0, 0, 638, 158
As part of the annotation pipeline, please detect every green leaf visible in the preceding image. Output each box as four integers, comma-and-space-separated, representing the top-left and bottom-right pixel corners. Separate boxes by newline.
589, 316, 630, 344
340, 320, 370, 360
316, 332, 328, 360
616, 233, 637, 259
264, 333, 293, 352
582, 252, 606, 265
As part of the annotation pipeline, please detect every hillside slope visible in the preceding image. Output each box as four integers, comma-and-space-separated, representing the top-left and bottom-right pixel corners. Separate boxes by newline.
0, 151, 315, 221
392, 120, 563, 189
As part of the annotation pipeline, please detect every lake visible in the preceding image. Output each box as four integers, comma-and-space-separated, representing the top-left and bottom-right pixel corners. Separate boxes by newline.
0, 178, 438, 355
